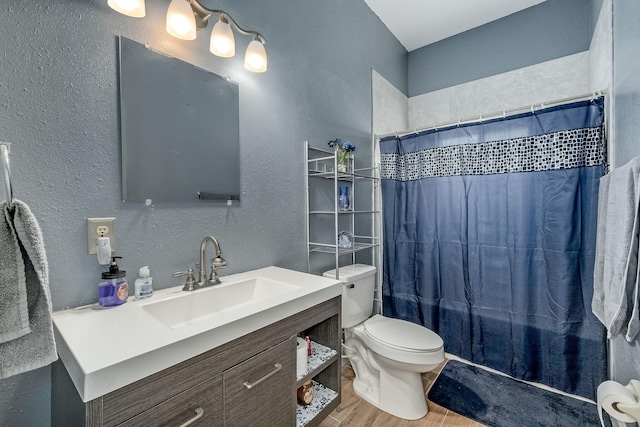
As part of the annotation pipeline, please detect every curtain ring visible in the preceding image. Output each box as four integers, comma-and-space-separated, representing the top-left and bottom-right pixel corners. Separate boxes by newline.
478, 114, 483, 123
531, 105, 535, 114
457, 119, 461, 127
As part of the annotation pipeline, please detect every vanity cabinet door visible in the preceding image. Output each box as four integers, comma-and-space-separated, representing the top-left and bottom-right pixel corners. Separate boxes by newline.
117, 374, 223, 427
223, 336, 296, 427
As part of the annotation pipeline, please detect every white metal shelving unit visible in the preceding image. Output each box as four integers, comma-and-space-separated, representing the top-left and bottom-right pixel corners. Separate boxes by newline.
304, 141, 380, 280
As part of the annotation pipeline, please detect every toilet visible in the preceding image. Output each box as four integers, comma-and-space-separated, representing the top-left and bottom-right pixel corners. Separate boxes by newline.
323, 264, 444, 420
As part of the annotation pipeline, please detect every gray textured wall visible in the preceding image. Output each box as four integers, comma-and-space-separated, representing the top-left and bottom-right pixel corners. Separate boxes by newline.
407, 0, 593, 96
0, 0, 407, 425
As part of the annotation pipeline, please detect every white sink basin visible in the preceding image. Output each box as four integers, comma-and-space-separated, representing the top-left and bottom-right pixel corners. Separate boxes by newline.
52, 266, 341, 402
141, 277, 301, 329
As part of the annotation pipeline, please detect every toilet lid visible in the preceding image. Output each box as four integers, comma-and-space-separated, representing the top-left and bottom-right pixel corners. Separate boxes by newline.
363, 315, 443, 352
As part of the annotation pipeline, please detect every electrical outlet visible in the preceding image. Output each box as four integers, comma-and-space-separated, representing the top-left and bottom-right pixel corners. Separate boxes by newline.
87, 217, 116, 255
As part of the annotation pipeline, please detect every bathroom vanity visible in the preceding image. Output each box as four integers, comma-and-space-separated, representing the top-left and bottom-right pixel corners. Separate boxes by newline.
52, 267, 342, 427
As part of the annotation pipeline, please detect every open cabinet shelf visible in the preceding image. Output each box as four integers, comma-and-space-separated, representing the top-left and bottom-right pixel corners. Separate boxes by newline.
296, 381, 340, 427
296, 341, 339, 387
293, 302, 341, 427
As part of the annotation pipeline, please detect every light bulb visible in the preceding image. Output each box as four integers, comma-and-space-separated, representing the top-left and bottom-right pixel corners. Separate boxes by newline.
108, 0, 145, 18
244, 39, 267, 73
210, 18, 235, 57
166, 0, 196, 40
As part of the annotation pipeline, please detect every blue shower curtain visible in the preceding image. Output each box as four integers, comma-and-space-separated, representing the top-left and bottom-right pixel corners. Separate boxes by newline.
380, 98, 607, 400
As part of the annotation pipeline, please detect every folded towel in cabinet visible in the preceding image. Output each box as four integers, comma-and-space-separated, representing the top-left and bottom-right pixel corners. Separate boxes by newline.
0, 200, 57, 379
592, 156, 640, 341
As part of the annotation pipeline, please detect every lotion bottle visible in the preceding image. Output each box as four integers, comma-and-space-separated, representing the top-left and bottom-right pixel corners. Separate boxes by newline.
134, 266, 153, 300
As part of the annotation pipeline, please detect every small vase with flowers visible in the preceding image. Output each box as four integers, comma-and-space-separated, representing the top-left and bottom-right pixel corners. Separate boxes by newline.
328, 139, 355, 173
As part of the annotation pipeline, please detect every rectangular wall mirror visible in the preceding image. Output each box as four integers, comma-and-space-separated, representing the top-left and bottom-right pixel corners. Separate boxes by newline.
118, 36, 240, 203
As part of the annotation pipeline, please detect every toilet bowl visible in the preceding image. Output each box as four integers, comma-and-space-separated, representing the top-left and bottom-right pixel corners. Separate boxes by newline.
323, 265, 445, 420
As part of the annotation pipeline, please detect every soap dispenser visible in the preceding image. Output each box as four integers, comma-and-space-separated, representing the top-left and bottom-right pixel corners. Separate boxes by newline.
98, 256, 128, 307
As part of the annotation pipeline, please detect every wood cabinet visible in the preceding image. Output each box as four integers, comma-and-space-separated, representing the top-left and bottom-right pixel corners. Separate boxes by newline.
52, 296, 341, 427
224, 338, 295, 427
118, 374, 223, 427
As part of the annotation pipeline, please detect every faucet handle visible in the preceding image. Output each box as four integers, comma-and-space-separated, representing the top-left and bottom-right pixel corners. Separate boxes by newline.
208, 258, 225, 285
173, 268, 197, 291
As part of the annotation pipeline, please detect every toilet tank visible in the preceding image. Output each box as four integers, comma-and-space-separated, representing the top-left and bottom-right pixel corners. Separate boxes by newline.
323, 264, 377, 328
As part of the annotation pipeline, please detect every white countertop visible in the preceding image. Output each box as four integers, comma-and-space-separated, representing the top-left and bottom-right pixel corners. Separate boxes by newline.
53, 266, 342, 402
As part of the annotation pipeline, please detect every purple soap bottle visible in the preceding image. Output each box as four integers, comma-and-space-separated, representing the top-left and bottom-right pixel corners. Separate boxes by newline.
98, 256, 128, 307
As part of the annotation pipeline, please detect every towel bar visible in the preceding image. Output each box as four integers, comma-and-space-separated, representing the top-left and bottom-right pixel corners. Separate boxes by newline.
0, 143, 13, 208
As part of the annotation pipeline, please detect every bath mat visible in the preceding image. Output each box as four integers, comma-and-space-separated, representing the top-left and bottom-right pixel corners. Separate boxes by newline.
428, 360, 610, 427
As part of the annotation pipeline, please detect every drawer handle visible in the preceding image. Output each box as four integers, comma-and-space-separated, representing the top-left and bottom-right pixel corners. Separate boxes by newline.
178, 407, 204, 427
243, 363, 283, 389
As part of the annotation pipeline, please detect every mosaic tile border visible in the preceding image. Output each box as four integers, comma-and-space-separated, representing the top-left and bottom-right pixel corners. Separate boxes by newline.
381, 126, 605, 181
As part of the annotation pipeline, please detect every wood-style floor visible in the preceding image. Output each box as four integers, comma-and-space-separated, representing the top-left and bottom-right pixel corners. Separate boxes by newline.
318, 360, 485, 427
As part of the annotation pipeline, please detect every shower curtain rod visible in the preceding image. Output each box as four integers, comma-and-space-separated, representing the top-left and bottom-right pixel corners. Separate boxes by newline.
378, 89, 608, 140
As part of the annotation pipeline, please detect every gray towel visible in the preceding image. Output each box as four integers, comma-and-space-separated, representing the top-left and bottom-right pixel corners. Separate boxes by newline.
0, 200, 57, 378
0, 202, 29, 343
592, 156, 640, 341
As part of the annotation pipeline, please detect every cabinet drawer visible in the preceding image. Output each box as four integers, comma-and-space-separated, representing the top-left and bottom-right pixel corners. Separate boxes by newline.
224, 336, 296, 427
118, 374, 222, 427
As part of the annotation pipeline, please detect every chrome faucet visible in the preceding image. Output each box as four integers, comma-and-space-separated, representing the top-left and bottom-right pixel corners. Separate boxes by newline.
198, 236, 226, 287
174, 236, 227, 291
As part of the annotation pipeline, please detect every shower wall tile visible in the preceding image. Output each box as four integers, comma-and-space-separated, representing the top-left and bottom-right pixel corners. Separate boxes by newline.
481, 71, 524, 111
372, 70, 408, 136
588, 0, 612, 165
408, 52, 590, 130
408, 89, 451, 128
589, 0, 612, 92
448, 83, 488, 121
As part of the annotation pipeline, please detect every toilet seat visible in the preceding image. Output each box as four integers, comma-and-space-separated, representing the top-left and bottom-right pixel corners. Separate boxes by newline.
363, 315, 443, 353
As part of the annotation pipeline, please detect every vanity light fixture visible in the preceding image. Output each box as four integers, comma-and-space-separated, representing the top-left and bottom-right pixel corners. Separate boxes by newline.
165, 0, 267, 72
107, 0, 145, 18
165, 0, 197, 39
210, 17, 235, 57
110, 0, 267, 72
244, 37, 267, 73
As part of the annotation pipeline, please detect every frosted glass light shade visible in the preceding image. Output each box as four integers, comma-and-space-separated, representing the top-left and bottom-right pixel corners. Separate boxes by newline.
108, 0, 145, 18
244, 39, 267, 73
210, 18, 235, 57
166, 0, 196, 40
